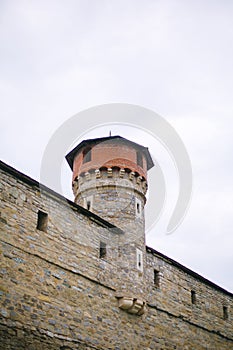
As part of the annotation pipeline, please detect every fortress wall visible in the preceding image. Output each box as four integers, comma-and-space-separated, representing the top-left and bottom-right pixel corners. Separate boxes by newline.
0, 163, 232, 349
145, 250, 233, 341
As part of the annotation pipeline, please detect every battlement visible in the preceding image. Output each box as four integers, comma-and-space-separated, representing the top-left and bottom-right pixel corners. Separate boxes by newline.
72, 166, 148, 199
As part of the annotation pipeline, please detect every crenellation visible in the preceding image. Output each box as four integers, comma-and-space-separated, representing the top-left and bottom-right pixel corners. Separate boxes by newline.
107, 168, 113, 177
95, 169, 101, 178
72, 166, 148, 201
85, 172, 91, 180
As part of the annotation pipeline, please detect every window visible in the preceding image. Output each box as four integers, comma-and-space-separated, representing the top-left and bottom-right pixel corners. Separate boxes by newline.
154, 269, 160, 287
191, 290, 196, 304
136, 249, 143, 272
87, 200, 91, 210
223, 306, 228, 320
83, 147, 92, 163
37, 210, 48, 232
135, 198, 142, 218
84, 196, 93, 211
136, 151, 143, 167
99, 242, 106, 258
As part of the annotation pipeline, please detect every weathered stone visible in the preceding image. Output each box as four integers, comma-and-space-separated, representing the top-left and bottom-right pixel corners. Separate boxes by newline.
0, 146, 232, 350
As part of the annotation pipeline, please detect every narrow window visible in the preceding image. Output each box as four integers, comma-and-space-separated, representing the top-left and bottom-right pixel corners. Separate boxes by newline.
223, 306, 228, 320
191, 290, 196, 304
83, 147, 92, 163
37, 210, 48, 232
136, 249, 143, 272
154, 269, 160, 287
87, 201, 91, 211
84, 196, 93, 211
135, 198, 142, 218
99, 242, 106, 258
136, 151, 143, 167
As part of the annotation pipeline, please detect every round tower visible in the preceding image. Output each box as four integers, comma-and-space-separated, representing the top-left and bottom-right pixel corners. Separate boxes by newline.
66, 136, 154, 302
66, 136, 154, 245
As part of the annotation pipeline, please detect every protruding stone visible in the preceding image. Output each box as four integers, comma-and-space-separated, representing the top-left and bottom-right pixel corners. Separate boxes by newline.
142, 181, 148, 194
117, 296, 146, 316
107, 168, 113, 177
128, 299, 145, 314
72, 179, 79, 194
85, 172, 90, 180
119, 169, 125, 178
129, 172, 135, 181
118, 297, 134, 310
137, 176, 143, 184
95, 169, 101, 178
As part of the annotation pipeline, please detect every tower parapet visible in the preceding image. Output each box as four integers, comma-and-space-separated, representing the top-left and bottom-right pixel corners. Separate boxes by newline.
66, 136, 153, 237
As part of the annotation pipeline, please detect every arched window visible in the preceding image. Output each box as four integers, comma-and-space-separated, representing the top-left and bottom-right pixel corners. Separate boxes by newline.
136, 151, 143, 167
83, 147, 92, 163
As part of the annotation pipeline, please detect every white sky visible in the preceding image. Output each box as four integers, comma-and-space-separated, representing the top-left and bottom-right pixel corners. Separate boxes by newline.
1, 0, 233, 292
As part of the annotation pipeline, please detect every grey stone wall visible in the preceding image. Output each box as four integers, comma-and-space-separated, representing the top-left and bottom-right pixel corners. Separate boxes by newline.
73, 167, 147, 244
0, 162, 232, 349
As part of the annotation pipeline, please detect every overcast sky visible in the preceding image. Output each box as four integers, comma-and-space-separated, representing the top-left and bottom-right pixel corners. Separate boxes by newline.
1, 0, 233, 292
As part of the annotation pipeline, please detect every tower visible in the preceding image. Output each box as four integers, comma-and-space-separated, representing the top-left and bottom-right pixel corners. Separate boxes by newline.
66, 135, 153, 235
66, 136, 154, 305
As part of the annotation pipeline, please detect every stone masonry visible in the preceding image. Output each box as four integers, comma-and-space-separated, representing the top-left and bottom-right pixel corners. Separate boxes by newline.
0, 135, 233, 350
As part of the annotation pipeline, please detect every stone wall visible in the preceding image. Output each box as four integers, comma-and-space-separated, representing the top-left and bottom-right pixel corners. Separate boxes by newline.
0, 161, 232, 350
73, 167, 147, 239
145, 248, 233, 347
